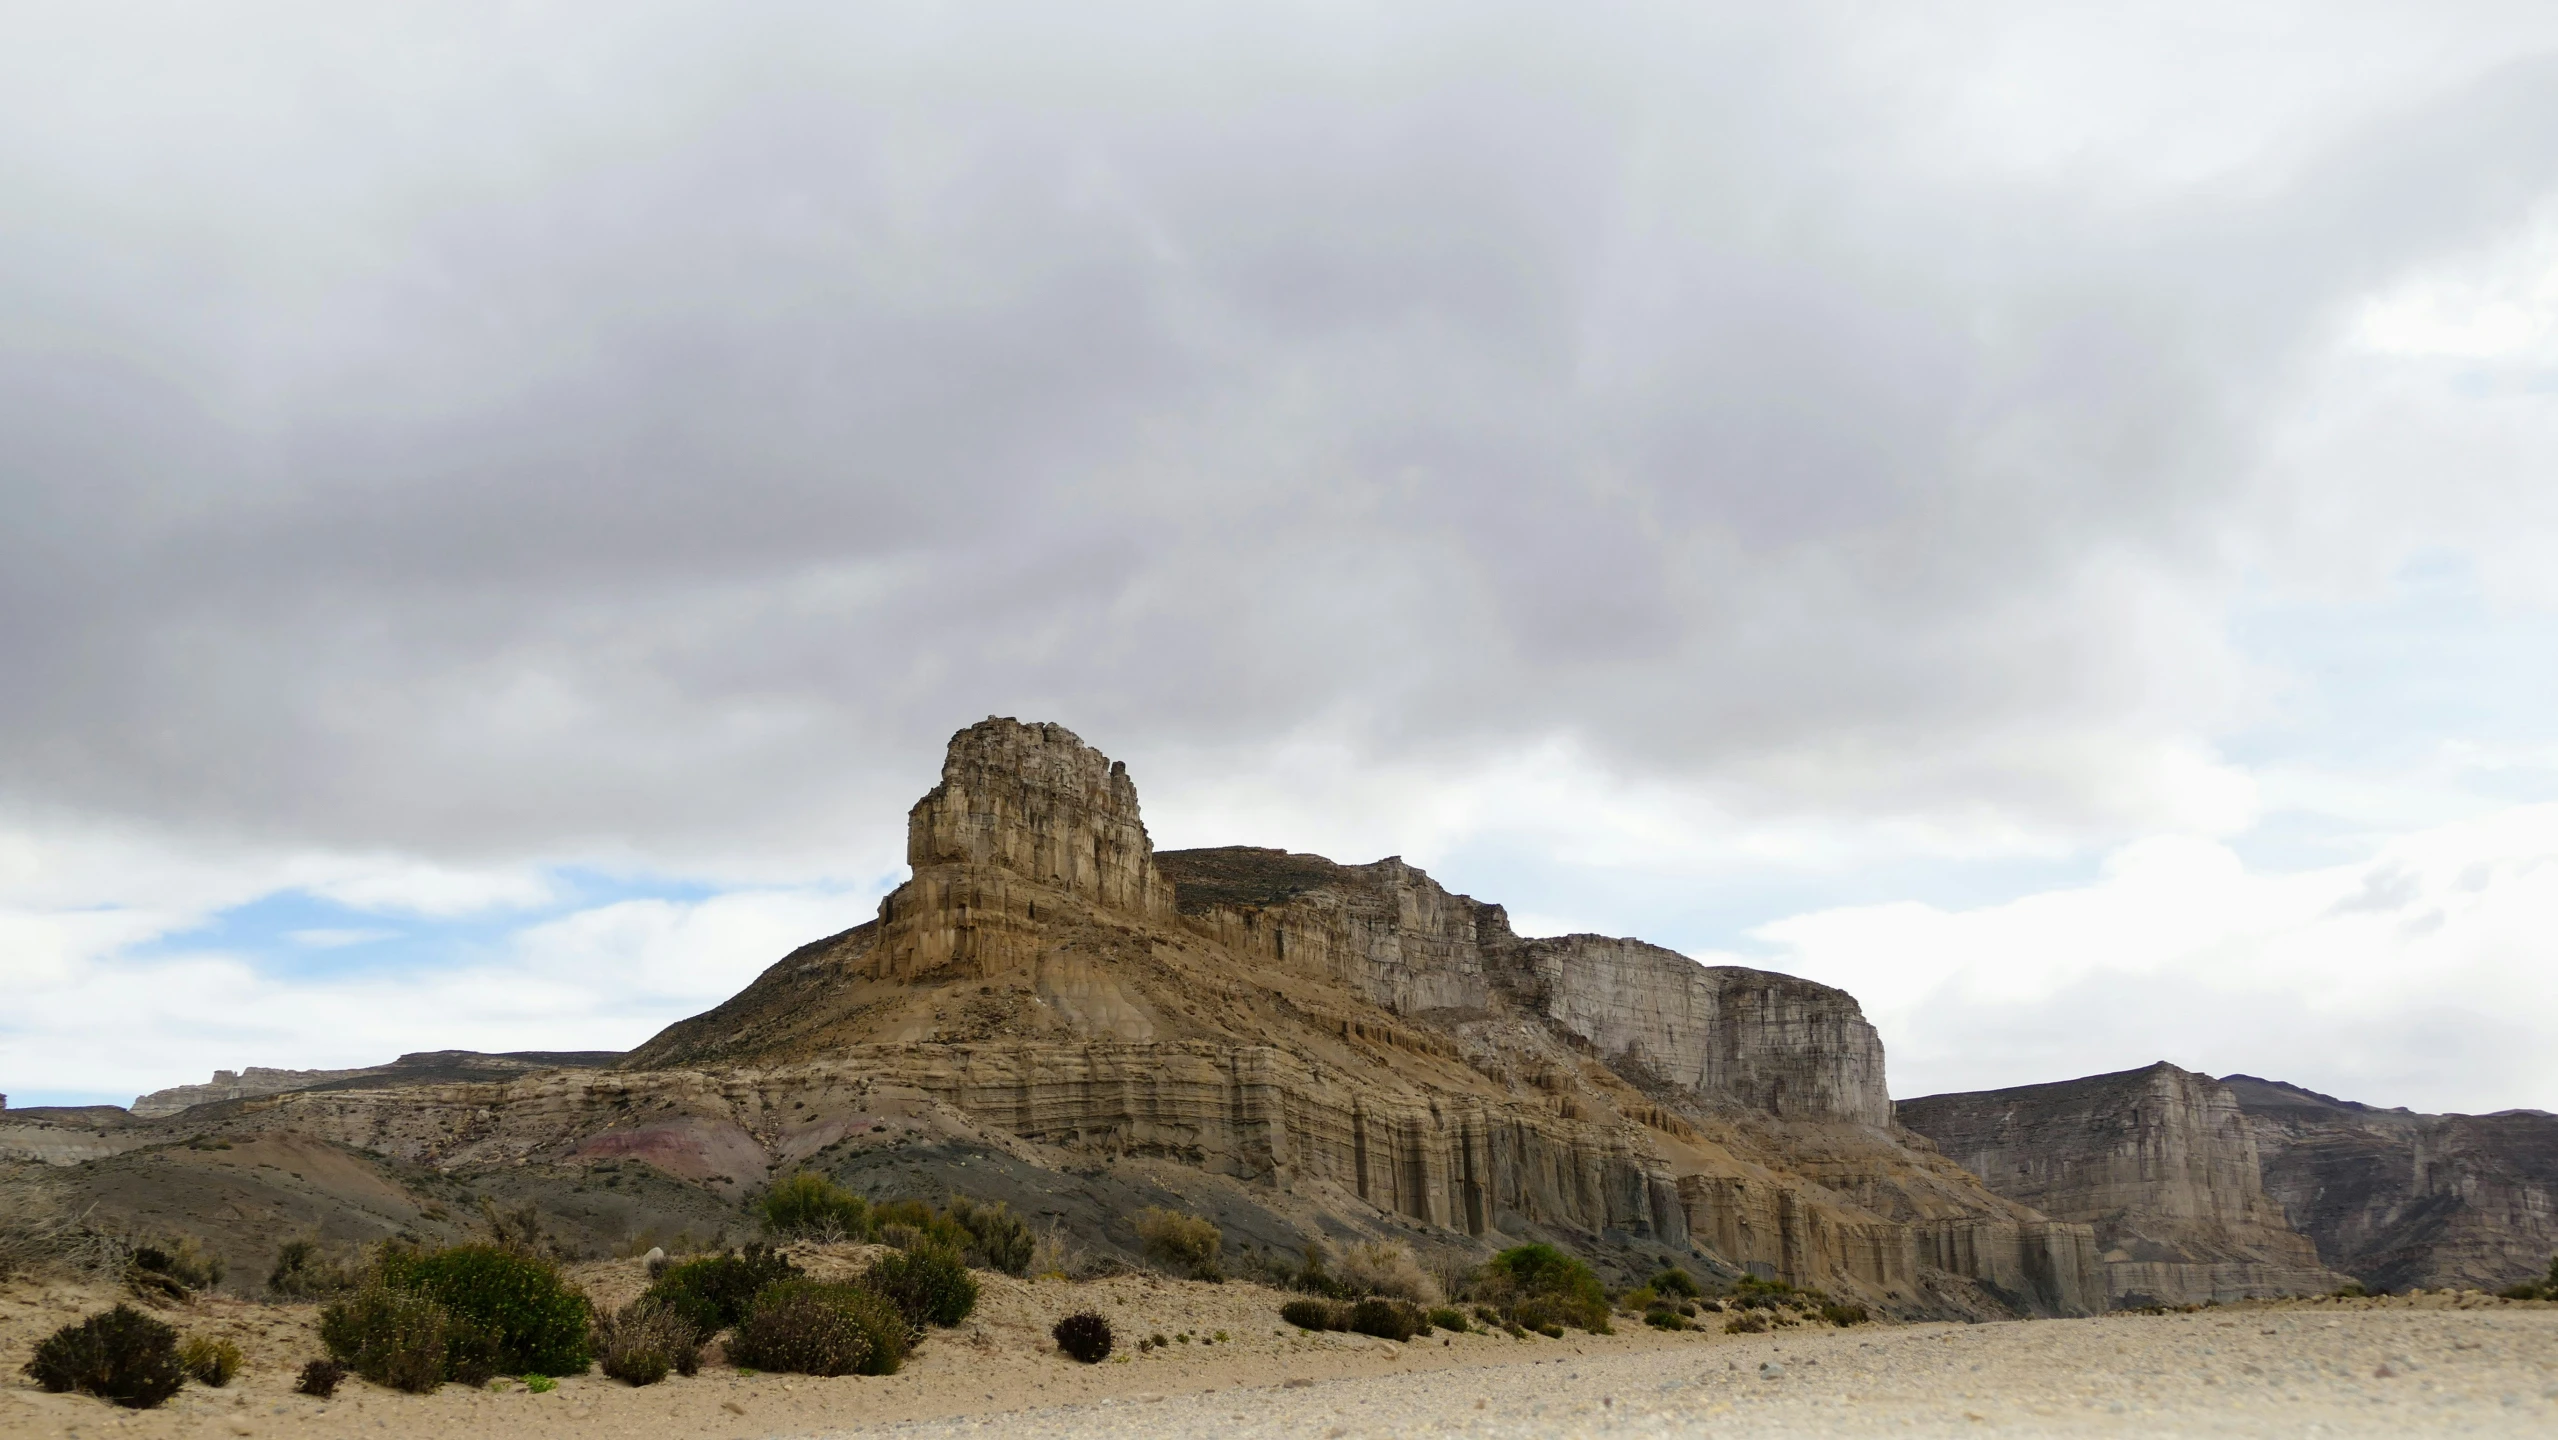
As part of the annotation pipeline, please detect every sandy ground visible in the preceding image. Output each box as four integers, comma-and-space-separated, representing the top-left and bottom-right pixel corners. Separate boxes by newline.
3, 1259, 2553, 1438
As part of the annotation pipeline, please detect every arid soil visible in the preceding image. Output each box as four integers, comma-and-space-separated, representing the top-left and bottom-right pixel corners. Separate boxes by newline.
4, 1259, 2553, 1439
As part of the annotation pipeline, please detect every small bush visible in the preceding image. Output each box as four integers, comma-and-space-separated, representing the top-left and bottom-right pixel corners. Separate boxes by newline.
1644, 1308, 1690, 1331
870, 1198, 972, 1254
728, 1281, 906, 1376
1280, 1297, 1350, 1331
596, 1299, 701, 1387
268, 1239, 362, 1300
1820, 1302, 1869, 1327
760, 1173, 871, 1240
864, 1243, 979, 1328
644, 1244, 804, 1341
23, 1306, 188, 1409
128, 1236, 224, 1299
320, 1283, 451, 1393
2494, 1255, 2556, 1302
1335, 1241, 1443, 1304
179, 1334, 242, 1386
378, 1244, 593, 1377
1348, 1297, 1423, 1342
1053, 1310, 1113, 1362
1621, 1285, 1658, 1312
1134, 1207, 1222, 1279
2332, 1281, 2368, 1299
1478, 1244, 1610, 1332
1425, 1305, 1468, 1332
1648, 1268, 1701, 1299
946, 1197, 1035, 1275
524, 1374, 557, 1393
295, 1359, 344, 1398
1725, 1311, 1769, 1334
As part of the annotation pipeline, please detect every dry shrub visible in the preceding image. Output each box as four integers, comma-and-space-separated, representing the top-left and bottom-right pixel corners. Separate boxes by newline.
178, 1334, 242, 1386
128, 1235, 224, 1299
595, 1299, 701, 1386
1335, 1241, 1443, 1304
1028, 1219, 1080, 1278
23, 1305, 188, 1409
319, 1282, 450, 1393
1348, 1297, 1424, 1342
0, 1178, 68, 1280
863, 1243, 978, 1329
726, 1281, 905, 1376
267, 1238, 363, 1299
295, 1359, 344, 1397
1134, 1208, 1221, 1279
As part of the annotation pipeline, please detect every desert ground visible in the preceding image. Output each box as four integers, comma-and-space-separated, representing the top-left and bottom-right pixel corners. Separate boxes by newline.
3, 1260, 2552, 1439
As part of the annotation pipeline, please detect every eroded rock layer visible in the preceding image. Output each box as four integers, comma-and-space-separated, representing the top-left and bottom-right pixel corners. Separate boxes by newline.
2222, 1074, 2558, 1294
1897, 1063, 2346, 1306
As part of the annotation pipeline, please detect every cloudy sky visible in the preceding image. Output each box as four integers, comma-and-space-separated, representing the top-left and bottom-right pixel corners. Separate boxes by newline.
6, 2, 2556, 1114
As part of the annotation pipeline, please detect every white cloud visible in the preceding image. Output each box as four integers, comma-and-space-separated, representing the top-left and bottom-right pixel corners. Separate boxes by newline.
1753, 803, 2558, 1114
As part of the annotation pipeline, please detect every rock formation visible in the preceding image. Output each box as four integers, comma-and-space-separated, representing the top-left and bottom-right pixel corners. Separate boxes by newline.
2221, 1074, 2558, 1293
1896, 1063, 2347, 1306
17, 718, 2108, 1316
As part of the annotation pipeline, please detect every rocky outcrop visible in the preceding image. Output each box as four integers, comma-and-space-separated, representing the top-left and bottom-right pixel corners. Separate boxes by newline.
1897, 1063, 2345, 1306
133, 1066, 382, 1117
2221, 1075, 2558, 1293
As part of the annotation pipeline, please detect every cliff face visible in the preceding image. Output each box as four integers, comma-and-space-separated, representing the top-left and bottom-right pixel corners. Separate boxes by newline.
1897, 1063, 2344, 1306
2221, 1075, 2558, 1293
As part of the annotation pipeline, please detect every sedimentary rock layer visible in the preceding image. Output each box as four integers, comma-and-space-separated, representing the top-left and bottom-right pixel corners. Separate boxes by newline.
2222, 1074, 2558, 1293
1897, 1063, 2344, 1306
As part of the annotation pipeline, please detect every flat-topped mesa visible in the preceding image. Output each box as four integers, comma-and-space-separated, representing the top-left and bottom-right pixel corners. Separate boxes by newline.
1898, 1062, 2345, 1307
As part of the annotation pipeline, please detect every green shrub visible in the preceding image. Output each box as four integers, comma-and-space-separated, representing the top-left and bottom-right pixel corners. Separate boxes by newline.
1648, 1268, 1701, 1299
295, 1359, 344, 1398
864, 1243, 978, 1328
178, 1334, 242, 1386
1348, 1297, 1423, 1342
1724, 1311, 1768, 1334
596, 1300, 701, 1386
524, 1374, 557, 1393
378, 1244, 593, 1376
1335, 1241, 1441, 1303
1053, 1310, 1113, 1363
22, 1306, 188, 1409
1820, 1302, 1869, 1327
870, 1199, 972, 1254
320, 1283, 451, 1393
1621, 1285, 1658, 1312
727, 1281, 906, 1376
946, 1197, 1035, 1276
2495, 1254, 2557, 1301
760, 1173, 871, 1240
643, 1244, 804, 1341
1134, 1208, 1222, 1280
1425, 1306, 1468, 1333
268, 1239, 362, 1300
1479, 1244, 1609, 1332
1644, 1308, 1690, 1330
1729, 1273, 1796, 1310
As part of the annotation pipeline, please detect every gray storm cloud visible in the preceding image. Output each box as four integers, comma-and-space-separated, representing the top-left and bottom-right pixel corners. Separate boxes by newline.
5, 2, 2557, 867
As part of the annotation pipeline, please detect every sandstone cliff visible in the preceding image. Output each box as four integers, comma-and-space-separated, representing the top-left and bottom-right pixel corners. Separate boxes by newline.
2221, 1074, 2558, 1294
1897, 1063, 2347, 1306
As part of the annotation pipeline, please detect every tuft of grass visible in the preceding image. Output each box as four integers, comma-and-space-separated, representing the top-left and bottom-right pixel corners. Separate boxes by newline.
178, 1335, 242, 1386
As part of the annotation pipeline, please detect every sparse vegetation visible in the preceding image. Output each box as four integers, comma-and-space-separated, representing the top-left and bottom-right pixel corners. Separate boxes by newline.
268, 1238, 363, 1299
1644, 1308, 1690, 1330
295, 1359, 345, 1398
1820, 1301, 1870, 1327
865, 1242, 979, 1329
1647, 1268, 1701, 1299
759, 1173, 871, 1240
1474, 1244, 1610, 1333
1348, 1296, 1425, 1341
127, 1235, 224, 1299
1425, 1305, 1469, 1332
1725, 1311, 1770, 1334
725, 1281, 907, 1376
22, 1306, 188, 1409
595, 1299, 701, 1386
1134, 1207, 1223, 1280
1053, 1310, 1114, 1363
1335, 1241, 1443, 1304
945, 1195, 1036, 1275
376, 1243, 594, 1377
2496, 1255, 2557, 1301
178, 1334, 242, 1386
320, 1283, 452, 1393
1280, 1297, 1351, 1331
643, 1244, 804, 1342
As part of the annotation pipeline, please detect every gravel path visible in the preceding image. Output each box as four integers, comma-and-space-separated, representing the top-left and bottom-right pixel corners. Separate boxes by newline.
834, 1306, 2558, 1438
